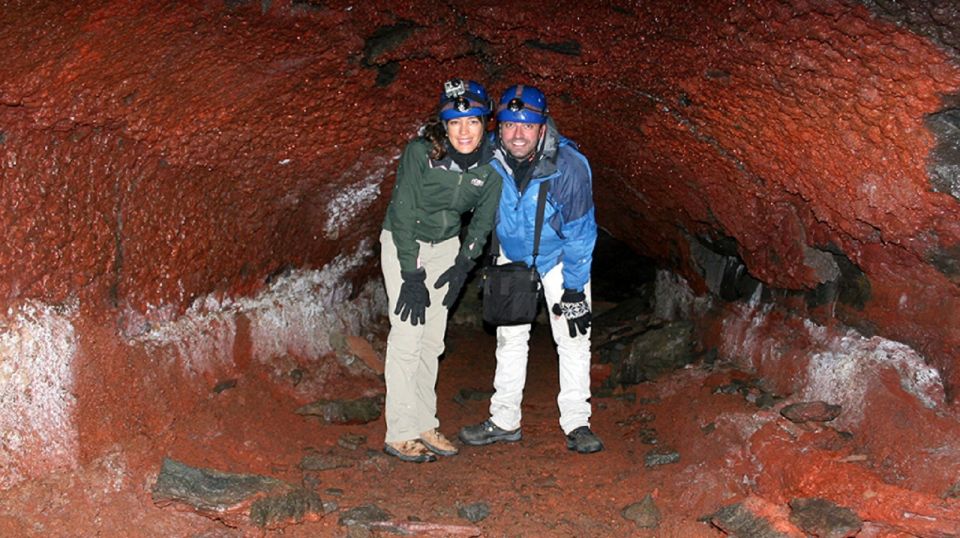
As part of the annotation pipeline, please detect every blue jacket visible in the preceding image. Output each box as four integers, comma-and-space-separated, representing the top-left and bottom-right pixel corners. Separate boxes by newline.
490, 119, 597, 292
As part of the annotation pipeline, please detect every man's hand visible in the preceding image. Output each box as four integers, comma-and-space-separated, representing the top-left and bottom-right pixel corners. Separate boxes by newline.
551, 288, 591, 337
433, 254, 475, 308
395, 268, 430, 325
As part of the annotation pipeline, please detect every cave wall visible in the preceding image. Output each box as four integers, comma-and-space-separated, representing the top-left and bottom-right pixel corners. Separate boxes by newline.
3, 0, 960, 486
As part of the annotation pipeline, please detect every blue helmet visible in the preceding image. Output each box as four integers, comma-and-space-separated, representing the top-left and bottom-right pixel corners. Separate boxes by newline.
496, 84, 547, 124
438, 79, 491, 120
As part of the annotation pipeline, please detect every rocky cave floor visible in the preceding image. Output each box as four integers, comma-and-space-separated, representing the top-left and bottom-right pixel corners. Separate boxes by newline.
2, 298, 959, 537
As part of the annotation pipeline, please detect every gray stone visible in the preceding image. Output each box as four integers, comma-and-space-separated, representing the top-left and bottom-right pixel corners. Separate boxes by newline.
926, 104, 960, 199
788, 498, 862, 538
644, 450, 680, 468
689, 237, 762, 302
249, 488, 324, 528
804, 249, 871, 311
592, 296, 654, 346
338, 433, 367, 450
458, 502, 491, 522
300, 451, 353, 471
710, 502, 790, 538
338, 504, 392, 527
296, 397, 382, 424
607, 321, 696, 385
638, 428, 659, 445
621, 494, 661, 529
803, 246, 841, 285
152, 458, 322, 529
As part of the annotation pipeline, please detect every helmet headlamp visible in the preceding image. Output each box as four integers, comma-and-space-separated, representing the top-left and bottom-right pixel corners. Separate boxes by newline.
453, 96, 471, 112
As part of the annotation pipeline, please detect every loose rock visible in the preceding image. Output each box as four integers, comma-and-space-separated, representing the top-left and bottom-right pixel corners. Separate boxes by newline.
621, 494, 661, 529
638, 428, 659, 445
151, 458, 322, 530
709, 496, 805, 537
602, 321, 696, 385
296, 397, 382, 424
788, 498, 862, 538
338, 433, 367, 450
458, 502, 490, 522
644, 449, 680, 467
780, 401, 842, 423
338, 504, 392, 527
300, 450, 353, 471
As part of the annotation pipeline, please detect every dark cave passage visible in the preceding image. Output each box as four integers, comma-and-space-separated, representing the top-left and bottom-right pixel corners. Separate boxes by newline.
3, 1, 960, 536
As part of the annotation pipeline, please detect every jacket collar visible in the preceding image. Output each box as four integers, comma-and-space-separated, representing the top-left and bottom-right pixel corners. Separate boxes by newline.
431, 136, 493, 172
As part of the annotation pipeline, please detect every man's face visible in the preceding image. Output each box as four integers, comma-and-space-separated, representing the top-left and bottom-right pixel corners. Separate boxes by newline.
499, 121, 544, 160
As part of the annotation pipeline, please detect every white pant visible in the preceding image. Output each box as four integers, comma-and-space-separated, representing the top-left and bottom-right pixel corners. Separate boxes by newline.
488, 260, 593, 435
380, 230, 459, 442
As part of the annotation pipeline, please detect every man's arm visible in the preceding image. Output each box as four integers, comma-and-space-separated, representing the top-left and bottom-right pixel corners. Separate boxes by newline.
553, 146, 597, 291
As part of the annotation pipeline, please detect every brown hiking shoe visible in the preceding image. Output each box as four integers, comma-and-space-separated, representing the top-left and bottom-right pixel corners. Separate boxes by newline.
384, 440, 437, 463
419, 428, 459, 456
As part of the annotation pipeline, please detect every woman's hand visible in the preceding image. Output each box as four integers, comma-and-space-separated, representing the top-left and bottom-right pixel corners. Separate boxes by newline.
396, 268, 431, 325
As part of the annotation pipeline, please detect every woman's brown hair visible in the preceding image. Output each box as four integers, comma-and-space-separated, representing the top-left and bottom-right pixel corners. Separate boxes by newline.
422, 117, 447, 161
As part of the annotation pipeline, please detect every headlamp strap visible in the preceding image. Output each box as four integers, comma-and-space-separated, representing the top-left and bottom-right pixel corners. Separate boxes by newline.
496, 85, 543, 115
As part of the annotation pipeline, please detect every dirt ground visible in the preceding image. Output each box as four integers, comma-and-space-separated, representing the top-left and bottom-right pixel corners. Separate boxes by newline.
3, 317, 957, 537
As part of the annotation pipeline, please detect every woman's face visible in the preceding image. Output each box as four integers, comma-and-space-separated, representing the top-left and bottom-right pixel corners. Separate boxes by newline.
446, 116, 484, 154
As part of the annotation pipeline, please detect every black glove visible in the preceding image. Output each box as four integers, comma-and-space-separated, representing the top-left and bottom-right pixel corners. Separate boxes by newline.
395, 268, 430, 326
551, 289, 591, 337
433, 254, 475, 308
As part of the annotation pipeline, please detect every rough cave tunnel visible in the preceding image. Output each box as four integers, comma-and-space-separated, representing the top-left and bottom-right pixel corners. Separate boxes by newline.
3, 1, 960, 536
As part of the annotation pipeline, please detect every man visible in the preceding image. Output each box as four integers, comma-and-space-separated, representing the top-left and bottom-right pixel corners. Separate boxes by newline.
459, 84, 603, 454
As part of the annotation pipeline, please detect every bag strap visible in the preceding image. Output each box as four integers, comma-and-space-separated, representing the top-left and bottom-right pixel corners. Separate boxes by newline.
531, 180, 549, 264
491, 180, 549, 268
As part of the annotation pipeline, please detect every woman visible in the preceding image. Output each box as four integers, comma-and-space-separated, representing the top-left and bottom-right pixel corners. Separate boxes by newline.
380, 79, 502, 462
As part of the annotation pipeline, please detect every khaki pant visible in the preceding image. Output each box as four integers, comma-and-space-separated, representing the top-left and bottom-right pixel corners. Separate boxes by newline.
380, 229, 459, 442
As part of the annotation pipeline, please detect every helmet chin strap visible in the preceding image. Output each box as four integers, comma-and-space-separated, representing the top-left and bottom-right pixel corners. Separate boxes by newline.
535, 123, 547, 155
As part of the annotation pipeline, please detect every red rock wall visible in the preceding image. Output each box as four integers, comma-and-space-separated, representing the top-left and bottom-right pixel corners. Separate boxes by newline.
3, 0, 960, 483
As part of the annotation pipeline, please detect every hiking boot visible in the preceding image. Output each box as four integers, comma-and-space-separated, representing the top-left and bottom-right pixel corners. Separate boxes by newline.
419, 428, 458, 456
565, 426, 604, 454
383, 440, 438, 463
459, 419, 522, 446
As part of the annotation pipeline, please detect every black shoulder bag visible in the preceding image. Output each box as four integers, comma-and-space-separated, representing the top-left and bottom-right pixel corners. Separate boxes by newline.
481, 181, 549, 326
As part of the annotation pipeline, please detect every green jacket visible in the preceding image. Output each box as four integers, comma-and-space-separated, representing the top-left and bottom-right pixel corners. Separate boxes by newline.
383, 138, 502, 274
